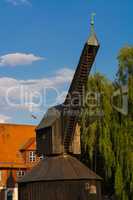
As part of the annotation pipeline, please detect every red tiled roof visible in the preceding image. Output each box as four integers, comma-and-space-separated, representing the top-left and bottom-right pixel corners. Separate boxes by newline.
0, 123, 36, 168
20, 137, 35, 151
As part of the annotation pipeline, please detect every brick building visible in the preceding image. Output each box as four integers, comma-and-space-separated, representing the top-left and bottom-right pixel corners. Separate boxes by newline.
0, 123, 38, 200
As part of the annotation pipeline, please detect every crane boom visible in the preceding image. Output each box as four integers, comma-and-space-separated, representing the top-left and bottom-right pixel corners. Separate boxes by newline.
63, 32, 100, 154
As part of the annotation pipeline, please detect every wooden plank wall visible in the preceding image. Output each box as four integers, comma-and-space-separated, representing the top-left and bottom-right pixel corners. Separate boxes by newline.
18, 180, 102, 200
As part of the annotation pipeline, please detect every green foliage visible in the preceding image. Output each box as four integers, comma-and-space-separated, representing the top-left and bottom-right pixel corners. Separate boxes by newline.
117, 46, 133, 84
80, 46, 133, 200
115, 163, 123, 198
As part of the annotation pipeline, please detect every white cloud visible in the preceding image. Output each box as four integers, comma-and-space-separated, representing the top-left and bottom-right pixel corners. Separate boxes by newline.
0, 114, 11, 123
6, 0, 31, 6
56, 91, 68, 104
0, 68, 74, 115
0, 53, 43, 67
54, 68, 74, 84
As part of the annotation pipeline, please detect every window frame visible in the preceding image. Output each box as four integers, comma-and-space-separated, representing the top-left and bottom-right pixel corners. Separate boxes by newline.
16, 170, 25, 178
29, 151, 36, 163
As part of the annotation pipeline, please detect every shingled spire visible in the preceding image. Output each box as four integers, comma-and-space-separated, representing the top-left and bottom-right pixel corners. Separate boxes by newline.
87, 13, 99, 46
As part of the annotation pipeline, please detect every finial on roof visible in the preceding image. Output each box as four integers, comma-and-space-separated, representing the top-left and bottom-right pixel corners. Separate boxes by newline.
87, 13, 99, 46
90, 12, 96, 35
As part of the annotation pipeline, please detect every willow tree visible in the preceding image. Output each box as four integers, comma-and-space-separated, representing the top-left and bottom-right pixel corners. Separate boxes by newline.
80, 46, 133, 200
115, 46, 133, 200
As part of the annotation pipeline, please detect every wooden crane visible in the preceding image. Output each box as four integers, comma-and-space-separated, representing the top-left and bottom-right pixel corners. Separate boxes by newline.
36, 14, 99, 156
18, 15, 102, 200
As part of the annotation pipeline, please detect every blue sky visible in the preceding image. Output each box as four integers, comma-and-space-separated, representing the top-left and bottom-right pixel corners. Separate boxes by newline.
0, 0, 132, 124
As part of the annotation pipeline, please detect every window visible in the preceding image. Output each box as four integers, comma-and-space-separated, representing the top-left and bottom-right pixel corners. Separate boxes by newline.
85, 182, 90, 191
16, 170, 25, 178
39, 155, 44, 160
7, 190, 13, 200
29, 151, 36, 162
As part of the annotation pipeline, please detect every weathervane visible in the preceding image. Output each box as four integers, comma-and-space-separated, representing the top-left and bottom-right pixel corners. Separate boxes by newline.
90, 12, 96, 35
